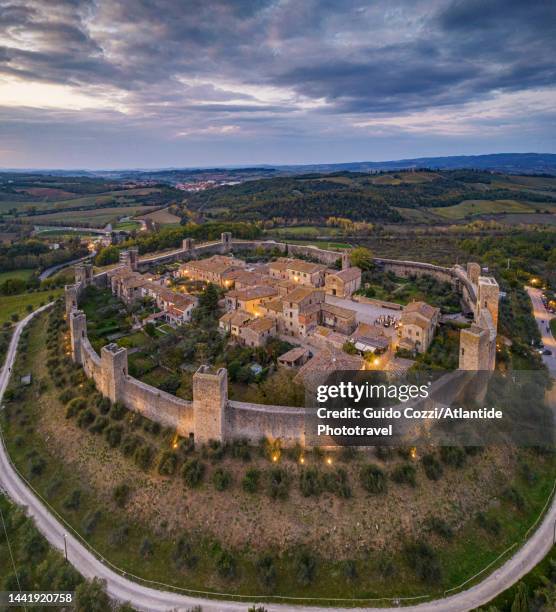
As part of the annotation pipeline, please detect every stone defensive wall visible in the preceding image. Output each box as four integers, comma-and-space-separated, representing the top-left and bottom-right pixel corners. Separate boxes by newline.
64, 233, 488, 445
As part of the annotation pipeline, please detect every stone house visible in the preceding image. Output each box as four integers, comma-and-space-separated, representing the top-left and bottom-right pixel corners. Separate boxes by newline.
399, 301, 440, 353
269, 258, 327, 287
239, 317, 276, 347
178, 255, 245, 286
224, 285, 279, 314
320, 302, 357, 335
324, 266, 362, 297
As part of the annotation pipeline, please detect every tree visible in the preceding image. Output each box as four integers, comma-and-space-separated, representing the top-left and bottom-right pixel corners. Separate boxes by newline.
349, 246, 374, 270
75, 578, 110, 612
511, 582, 529, 612
95, 245, 120, 266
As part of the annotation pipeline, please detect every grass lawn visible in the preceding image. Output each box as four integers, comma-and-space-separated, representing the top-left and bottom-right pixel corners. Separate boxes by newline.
113, 220, 141, 231
0, 268, 36, 283
2, 307, 556, 605
0, 288, 62, 325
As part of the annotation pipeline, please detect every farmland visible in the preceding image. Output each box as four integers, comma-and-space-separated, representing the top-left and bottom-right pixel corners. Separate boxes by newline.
19, 205, 157, 227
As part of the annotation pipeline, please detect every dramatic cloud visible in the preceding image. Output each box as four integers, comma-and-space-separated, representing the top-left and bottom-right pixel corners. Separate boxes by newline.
0, 0, 554, 167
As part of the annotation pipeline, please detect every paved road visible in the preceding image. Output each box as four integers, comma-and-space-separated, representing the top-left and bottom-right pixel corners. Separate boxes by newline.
1, 307, 556, 611
526, 286, 556, 376
39, 253, 95, 281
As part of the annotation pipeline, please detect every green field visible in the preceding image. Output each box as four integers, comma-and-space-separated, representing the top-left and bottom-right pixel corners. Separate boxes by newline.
0, 268, 35, 283
0, 288, 63, 325
429, 199, 543, 220
0, 187, 163, 214
19, 205, 156, 227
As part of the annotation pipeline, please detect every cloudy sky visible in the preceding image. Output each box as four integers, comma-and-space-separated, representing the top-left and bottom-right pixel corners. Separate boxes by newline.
0, 0, 555, 169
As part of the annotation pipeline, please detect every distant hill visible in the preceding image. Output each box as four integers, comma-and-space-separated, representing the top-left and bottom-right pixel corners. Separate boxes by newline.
276, 153, 556, 175
2, 153, 555, 178
186, 168, 556, 224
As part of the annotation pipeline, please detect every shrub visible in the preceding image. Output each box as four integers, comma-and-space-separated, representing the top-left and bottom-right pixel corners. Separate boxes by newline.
421, 453, 443, 481
89, 416, 109, 434
96, 397, 112, 415
256, 554, 277, 589
65, 397, 87, 419
340, 446, 358, 462
322, 468, 352, 499
77, 408, 95, 429
403, 541, 442, 584
242, 468, 261, 493
476, 512, 501, 536
113, 484, 131, 508
110, 402, 127, 420
134, 444, 154, 471
179, 437, 195, 455
299, 468, 322, 497
503, 487, 525, 510
212, 468, 232, 491
342, 559, 358, 581
110, 524, 130, 547
182, 459, 205, 488
29, 456, 46, 476
425, 516, 454, 540
391, 463, 416, 487
216, 550, 236, 579
140, 538, 154, 559
377, 554, 397, 578
104, 424, 123, 448
202, 439, 226, 463
58, 389, 74, 403
359, 464, 387, 494
121, 435, 142, 456
295, 552, 316, 585
82, 510, 102, 537
267, 468, 290, 500
440, 446, 466, 468
63, 489, 81, 511
158, 452, 178, 476
231, 438, 251, 462
173, 535, 198, 569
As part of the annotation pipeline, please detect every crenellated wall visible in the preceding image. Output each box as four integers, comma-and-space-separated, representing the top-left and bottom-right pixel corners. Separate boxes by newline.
65, 233, 496, 445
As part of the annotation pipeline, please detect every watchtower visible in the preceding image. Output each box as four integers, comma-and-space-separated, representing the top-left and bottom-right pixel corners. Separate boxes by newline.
65, 284, 79, 317
221, 232, 232, 253
476, 276, 499, 330
182, 238, 194, 251
341, 251, 350, 270
466, 262, 481, 286
69, 309, 87, 364
100, 343, 128, 403
193, 366, 228, 443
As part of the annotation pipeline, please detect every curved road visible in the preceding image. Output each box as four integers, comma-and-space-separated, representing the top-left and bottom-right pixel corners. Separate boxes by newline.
0, 306, 555, 611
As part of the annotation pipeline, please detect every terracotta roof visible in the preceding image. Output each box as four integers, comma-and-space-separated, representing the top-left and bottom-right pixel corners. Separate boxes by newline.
321, 302, 356, 319
245, 317, 275, 334
296, 348, 364, 381
230, 285, 278, 301
403, 301, 439, 320
278, 347, 310, 363
285, 286, 322, 304
182, 255, 244, 275
326, 267, 362, 282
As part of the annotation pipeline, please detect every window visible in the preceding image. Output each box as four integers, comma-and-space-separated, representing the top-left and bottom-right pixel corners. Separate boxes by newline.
461, 348, 465, 355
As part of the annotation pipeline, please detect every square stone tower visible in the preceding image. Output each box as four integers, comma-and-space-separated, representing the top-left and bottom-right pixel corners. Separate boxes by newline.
476, 276, 499, 330
100, 343, 128, 403
182, 238, 194, 251
459, 325, 491, 370
221, 232, 232, 253
193, 366, 228, 443
65, 284, 79, 317
69, 310, 87, 364
466, 262, 481, 286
